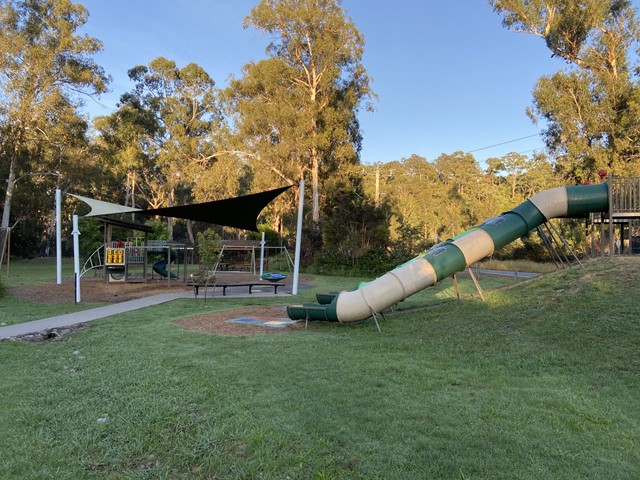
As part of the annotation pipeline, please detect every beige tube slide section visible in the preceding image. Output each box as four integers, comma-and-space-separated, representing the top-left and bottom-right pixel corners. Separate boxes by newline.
335, 257, 437, 323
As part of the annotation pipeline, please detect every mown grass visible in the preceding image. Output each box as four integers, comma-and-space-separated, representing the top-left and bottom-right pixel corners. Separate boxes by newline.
1, 257, 77, 287
0, 258, 513, 327
1, 257, 639, 479
476, 258, 558, 274
0, 258, 107, 326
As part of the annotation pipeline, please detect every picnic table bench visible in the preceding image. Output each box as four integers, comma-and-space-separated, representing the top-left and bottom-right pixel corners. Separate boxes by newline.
193, 282, 286, 297
220, 282, 286, 295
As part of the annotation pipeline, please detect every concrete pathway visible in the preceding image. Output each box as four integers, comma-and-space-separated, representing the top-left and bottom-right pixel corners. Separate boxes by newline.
0, 292, 192, 340
474, 269, 541, 279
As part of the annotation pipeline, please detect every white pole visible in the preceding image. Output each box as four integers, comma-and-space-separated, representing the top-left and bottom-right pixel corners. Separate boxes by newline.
292, 180, 304, 295
72, 215, 81, 303
56, 188, 62, 284
259, 231, 265, 278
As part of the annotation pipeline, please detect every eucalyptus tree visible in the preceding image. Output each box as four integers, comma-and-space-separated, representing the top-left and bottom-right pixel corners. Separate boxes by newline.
0, 0, 108, 259
485, 151, 556, 202
433, 151, 481, 196
490, 0, 640, 181
433, 151, 506, 237
228, 0, 374, 230
373, 155, 442, 247
93, 102, 157, 210
117, 57, 222, 240
486, 151, 530, 199
518, 152, 558, 197
321, 170, 390, 268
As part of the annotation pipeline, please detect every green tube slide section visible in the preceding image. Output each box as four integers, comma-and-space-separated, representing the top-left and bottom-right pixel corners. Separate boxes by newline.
420, 241, 466, 281
286, 182, 609, 323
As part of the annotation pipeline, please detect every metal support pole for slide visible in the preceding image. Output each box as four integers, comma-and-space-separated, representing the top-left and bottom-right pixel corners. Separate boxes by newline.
536, 225, 563, 268
452, 273, 460, 299
543, 223, 572, 266
368, 307, 383, 333
467, 267, 485, 301
546, 221, 583, 267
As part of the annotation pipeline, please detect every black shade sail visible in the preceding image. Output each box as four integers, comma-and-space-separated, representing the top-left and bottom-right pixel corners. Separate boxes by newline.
138, 185, 293, 232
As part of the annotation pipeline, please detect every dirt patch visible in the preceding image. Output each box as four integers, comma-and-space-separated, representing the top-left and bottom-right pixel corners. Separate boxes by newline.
177, 305, 303, 336
9, 277, 193, 304
9, 272, 312, 304
5, 323, 91, 343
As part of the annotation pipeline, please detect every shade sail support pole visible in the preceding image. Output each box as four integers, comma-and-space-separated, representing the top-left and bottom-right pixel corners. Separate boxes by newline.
292, 180, 305, 295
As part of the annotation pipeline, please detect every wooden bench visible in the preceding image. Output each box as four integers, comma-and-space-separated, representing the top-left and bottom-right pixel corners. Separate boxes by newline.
220, 283, 286, 296
193, 282, 286, 297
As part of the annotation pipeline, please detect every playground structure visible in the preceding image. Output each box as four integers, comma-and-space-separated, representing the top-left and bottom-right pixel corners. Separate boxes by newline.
288, 178, 640, 325
40, 180, 304, 303
103, 239, 188, 282
80, 217, 192, 284
587, 176, 640, 256
79, 216, 294, 286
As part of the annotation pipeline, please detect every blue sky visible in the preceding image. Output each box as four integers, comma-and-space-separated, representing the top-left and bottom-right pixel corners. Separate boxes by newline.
78, 1, 581, 166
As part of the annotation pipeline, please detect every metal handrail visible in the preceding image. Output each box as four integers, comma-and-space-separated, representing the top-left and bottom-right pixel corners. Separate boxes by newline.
80, 245, 104, 277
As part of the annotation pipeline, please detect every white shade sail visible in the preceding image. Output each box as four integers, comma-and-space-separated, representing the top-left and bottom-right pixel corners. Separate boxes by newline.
69, 193, 142, 217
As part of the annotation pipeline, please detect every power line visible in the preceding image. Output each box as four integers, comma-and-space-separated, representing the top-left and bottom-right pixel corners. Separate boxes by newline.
468, 133, 541, 153
466, 103, 637, 155
515, 147, 544, 155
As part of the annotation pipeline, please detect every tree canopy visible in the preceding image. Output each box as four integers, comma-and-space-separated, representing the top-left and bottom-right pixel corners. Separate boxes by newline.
228, 0, 374, 228
1, 0, 638, 265
0, 0, 108, 261
491, 0, 640, 182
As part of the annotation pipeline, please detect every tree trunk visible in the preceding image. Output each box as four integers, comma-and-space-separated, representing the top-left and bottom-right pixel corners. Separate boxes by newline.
276, 213, 283, 247
125, 172, 132, 207
131, 171, 137, 222
0, 155, 17, 265
1, 155, 16, 230
186, 219, 195, 245
167, 188, 174, 240
311, 148, 320, 226
375, 164, 380, 208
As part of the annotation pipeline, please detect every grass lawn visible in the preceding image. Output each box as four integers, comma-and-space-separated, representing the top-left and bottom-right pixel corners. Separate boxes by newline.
1, 257, 77, 286
1, 257, 639, 479
0, 258, 107, 326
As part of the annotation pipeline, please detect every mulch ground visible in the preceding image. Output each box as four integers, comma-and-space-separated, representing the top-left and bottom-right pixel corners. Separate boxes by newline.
8, 272, 312, 337
176, 305, 303, 337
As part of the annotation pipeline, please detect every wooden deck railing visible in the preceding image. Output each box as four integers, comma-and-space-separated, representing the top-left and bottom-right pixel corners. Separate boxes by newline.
611, 177, 640, 216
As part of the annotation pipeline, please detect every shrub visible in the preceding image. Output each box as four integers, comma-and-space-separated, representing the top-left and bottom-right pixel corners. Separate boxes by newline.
249, 224, 281, 246
355, 249, 394, 276
196, 228, 222, 271
78, 217, 104, 257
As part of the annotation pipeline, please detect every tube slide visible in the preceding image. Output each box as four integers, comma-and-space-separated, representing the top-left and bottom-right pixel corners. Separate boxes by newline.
287, 183, 609, 323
